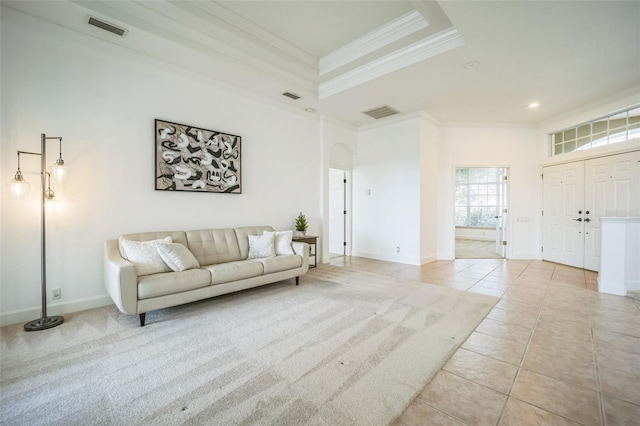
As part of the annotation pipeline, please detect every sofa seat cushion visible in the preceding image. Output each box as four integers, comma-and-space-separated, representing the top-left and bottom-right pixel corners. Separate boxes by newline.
138, 269, 211, 300
205, 260, 264, 285
258, 255, 302, 274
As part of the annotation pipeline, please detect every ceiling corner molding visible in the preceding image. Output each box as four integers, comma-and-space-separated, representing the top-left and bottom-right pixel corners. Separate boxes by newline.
319, 114, 359, 131
319, 27, 464, 99
185, 1, 318, 69
419, 111, 441, 126
319, 10, 428, 76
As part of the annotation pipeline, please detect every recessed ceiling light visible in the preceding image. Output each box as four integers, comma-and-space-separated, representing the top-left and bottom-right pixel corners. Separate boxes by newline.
528, 102, 540, 109
463, 60, 480, 70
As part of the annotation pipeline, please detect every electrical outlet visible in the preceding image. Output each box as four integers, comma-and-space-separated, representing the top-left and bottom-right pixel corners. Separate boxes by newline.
396, 246, 400, 253
52, 288, 61, 300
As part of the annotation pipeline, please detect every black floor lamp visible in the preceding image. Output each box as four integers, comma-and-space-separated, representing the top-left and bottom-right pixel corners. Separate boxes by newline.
10, 133, 67, 331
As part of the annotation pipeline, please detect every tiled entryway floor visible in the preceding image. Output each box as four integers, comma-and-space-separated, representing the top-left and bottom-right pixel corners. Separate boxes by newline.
327, 256, 640, 425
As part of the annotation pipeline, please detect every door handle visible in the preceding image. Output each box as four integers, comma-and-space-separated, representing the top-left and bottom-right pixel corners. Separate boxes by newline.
572, 218, 583, 222
584, 218, 591, 222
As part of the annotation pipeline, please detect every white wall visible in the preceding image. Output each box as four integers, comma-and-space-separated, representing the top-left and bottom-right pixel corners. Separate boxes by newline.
419, 116, 439, 264
0, 8, 320, 325
353, 115, 422, 264
437, 125, 541, 260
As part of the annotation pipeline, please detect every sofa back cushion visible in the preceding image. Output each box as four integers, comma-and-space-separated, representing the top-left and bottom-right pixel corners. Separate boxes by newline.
235, 226, 275, 259
186, 228, 241, 266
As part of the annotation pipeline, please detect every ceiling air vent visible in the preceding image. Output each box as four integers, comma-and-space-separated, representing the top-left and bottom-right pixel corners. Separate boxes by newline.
362, 105, 400, 120
87, 16, 127, 37
282, 92, 301, 100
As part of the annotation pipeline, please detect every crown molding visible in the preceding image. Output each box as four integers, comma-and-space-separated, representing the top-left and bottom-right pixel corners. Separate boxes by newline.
70, 0, 318, 85
419, 111, 441, 126
319, 10, 428, 76
319, 27, 464, 99
440, 121, 536, 129
320, 115, 359, 131
183, 1, 318, 68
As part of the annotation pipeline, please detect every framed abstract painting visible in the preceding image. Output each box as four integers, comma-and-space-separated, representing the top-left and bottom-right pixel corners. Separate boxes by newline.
155, 119, 241, 194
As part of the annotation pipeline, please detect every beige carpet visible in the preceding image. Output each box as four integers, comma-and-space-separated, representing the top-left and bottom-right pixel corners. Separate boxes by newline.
0, 266, 497, 425
456, 238, 504, 259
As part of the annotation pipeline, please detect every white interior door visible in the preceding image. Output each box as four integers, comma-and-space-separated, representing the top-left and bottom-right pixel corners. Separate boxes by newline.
543, 161, 585, 268
584, 151, 640, 270
329, 169, 346, 255
495, 169, 509, 257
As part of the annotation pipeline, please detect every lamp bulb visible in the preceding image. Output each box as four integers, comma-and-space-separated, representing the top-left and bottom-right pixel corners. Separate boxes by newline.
45, 197, 60, 215
51, 161, 65, 183
10, 171, 31, 200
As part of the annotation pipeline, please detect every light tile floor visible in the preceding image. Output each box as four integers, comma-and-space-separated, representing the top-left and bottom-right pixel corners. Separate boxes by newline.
326, 256, 640, 426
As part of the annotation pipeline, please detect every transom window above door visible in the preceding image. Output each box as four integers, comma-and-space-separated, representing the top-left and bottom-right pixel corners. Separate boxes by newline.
549, 105, 640, 156
455, 168, 507, 228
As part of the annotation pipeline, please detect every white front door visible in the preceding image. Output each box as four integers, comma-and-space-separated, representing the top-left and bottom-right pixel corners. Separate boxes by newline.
584, 151, 640, 270
329, 168, 346, 255
543, 161, 585, 268
543, 151, 640, 271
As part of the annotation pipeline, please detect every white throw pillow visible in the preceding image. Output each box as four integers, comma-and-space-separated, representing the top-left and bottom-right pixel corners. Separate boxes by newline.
121, 237, 172, 276
247, 232, 276, 259
156, 242, 200, 272
266, 230, 294, 255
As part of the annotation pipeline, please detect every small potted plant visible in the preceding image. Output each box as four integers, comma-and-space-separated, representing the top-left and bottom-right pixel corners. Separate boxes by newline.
295, 212, 308, 236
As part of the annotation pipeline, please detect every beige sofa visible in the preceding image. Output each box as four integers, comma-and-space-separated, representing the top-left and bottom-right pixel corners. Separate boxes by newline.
104, 226, 309, 326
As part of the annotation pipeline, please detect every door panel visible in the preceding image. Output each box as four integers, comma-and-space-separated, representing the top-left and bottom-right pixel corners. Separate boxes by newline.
329, 168, 346, 255
584, 151, 640, 270
543, 162, 585, 268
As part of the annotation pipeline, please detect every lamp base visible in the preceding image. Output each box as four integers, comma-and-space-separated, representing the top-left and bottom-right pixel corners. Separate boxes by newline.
24, 316, 64, 332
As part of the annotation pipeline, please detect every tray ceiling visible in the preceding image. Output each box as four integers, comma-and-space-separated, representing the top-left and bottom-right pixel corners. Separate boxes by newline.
3, 0, 639, 126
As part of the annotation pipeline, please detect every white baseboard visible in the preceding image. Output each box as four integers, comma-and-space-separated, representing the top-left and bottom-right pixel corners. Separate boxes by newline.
420, 254, 437, 265
437, 252, 455, 260
0, 295, 113, 327
351, 251, 420, 265
626, 280, 640, 292
597, 277, 627, 296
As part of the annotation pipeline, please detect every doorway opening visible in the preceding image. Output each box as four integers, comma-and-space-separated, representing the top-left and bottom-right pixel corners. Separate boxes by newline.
329, 168, 349, 259
454, 167, 509, 259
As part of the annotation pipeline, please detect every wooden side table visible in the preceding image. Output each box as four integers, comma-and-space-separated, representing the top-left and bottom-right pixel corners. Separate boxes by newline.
292, 235, 318, 268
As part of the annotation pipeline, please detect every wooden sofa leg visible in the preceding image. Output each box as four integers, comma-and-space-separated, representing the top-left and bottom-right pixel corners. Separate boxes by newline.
296, 277, 299, 286
139, 313, 146, 327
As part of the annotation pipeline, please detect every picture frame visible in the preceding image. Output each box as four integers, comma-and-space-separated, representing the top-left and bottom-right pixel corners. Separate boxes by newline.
155, 119, 241, 194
